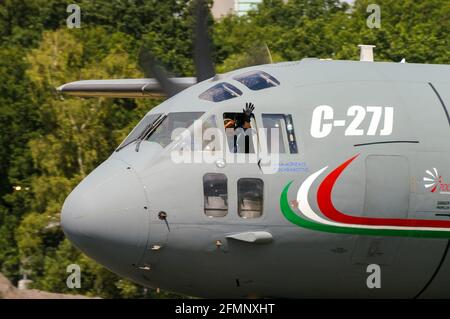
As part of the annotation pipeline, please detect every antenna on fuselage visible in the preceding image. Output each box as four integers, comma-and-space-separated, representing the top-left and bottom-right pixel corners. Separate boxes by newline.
358, 44, 376, 62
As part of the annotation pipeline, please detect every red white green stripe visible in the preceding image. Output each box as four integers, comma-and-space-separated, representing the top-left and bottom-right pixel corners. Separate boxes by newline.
280, 155, 450, 238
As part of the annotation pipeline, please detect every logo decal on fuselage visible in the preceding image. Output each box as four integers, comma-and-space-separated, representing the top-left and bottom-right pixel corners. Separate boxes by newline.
310, 105, 394, 138
424, 168, 450, 195
280, 155, 450, 238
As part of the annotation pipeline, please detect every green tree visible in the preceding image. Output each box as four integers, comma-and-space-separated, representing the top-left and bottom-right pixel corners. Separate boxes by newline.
0, 44, 41, 282
14, 28, 159, 298
334, 0, 450, 63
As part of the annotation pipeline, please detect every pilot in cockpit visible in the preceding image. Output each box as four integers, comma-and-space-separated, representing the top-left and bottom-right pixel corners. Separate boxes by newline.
223, 102, 255, 153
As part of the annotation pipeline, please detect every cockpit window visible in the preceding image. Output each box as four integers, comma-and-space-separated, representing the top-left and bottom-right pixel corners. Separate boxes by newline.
233, 70, 280, 91
262, 114, 298, 154
199, 82, 243, 102
146, 112, 204, 148
116, 113, 162, 151
223, 112, 256, 153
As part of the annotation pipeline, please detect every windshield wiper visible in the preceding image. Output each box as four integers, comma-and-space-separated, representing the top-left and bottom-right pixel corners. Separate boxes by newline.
116, 138, 139, 153
116, 114, 163, 152
135, 114, 167, 152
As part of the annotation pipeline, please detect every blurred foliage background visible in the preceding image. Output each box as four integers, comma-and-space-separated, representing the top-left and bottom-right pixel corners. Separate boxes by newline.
0, 0, 448, 298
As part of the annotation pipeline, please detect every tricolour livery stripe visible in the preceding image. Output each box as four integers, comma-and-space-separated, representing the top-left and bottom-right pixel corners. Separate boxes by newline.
317, 155, 450, 228
282, 182, 450, 238
280, 155, 450, 238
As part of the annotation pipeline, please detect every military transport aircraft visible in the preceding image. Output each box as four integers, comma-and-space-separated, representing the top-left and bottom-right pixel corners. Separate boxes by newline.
58, 0, 450, 298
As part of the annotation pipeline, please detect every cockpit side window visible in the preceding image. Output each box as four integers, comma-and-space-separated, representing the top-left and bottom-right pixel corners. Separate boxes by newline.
223, 112, 256, 153
199, 82, 243, 102
262, 114, 298, 154
146, 112, 204, 148
116, 113, 162, 151
262, 114, 287, 153
233, 71, 280, 91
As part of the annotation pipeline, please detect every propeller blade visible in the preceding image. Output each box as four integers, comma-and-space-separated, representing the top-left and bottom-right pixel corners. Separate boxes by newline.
138, 46, 184, 97
220, 42, 273, 71
193, 0, 216, 82
263, 42, 273, 64
247, 42, 273, 66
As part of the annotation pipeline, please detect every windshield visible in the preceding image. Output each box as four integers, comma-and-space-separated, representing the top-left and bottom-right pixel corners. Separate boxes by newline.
146, 112, 204, 148
116, 113, 162, 151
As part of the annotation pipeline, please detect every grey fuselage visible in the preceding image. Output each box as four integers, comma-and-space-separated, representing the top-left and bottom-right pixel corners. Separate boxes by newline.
61, 59, 450, 298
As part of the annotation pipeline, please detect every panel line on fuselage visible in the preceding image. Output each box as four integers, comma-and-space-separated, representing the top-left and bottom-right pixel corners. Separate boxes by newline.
429, 82, 450, 127
354, 140, 420, 147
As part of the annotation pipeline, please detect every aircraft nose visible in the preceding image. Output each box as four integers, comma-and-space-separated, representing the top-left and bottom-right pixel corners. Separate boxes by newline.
61, 159, 148, 276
